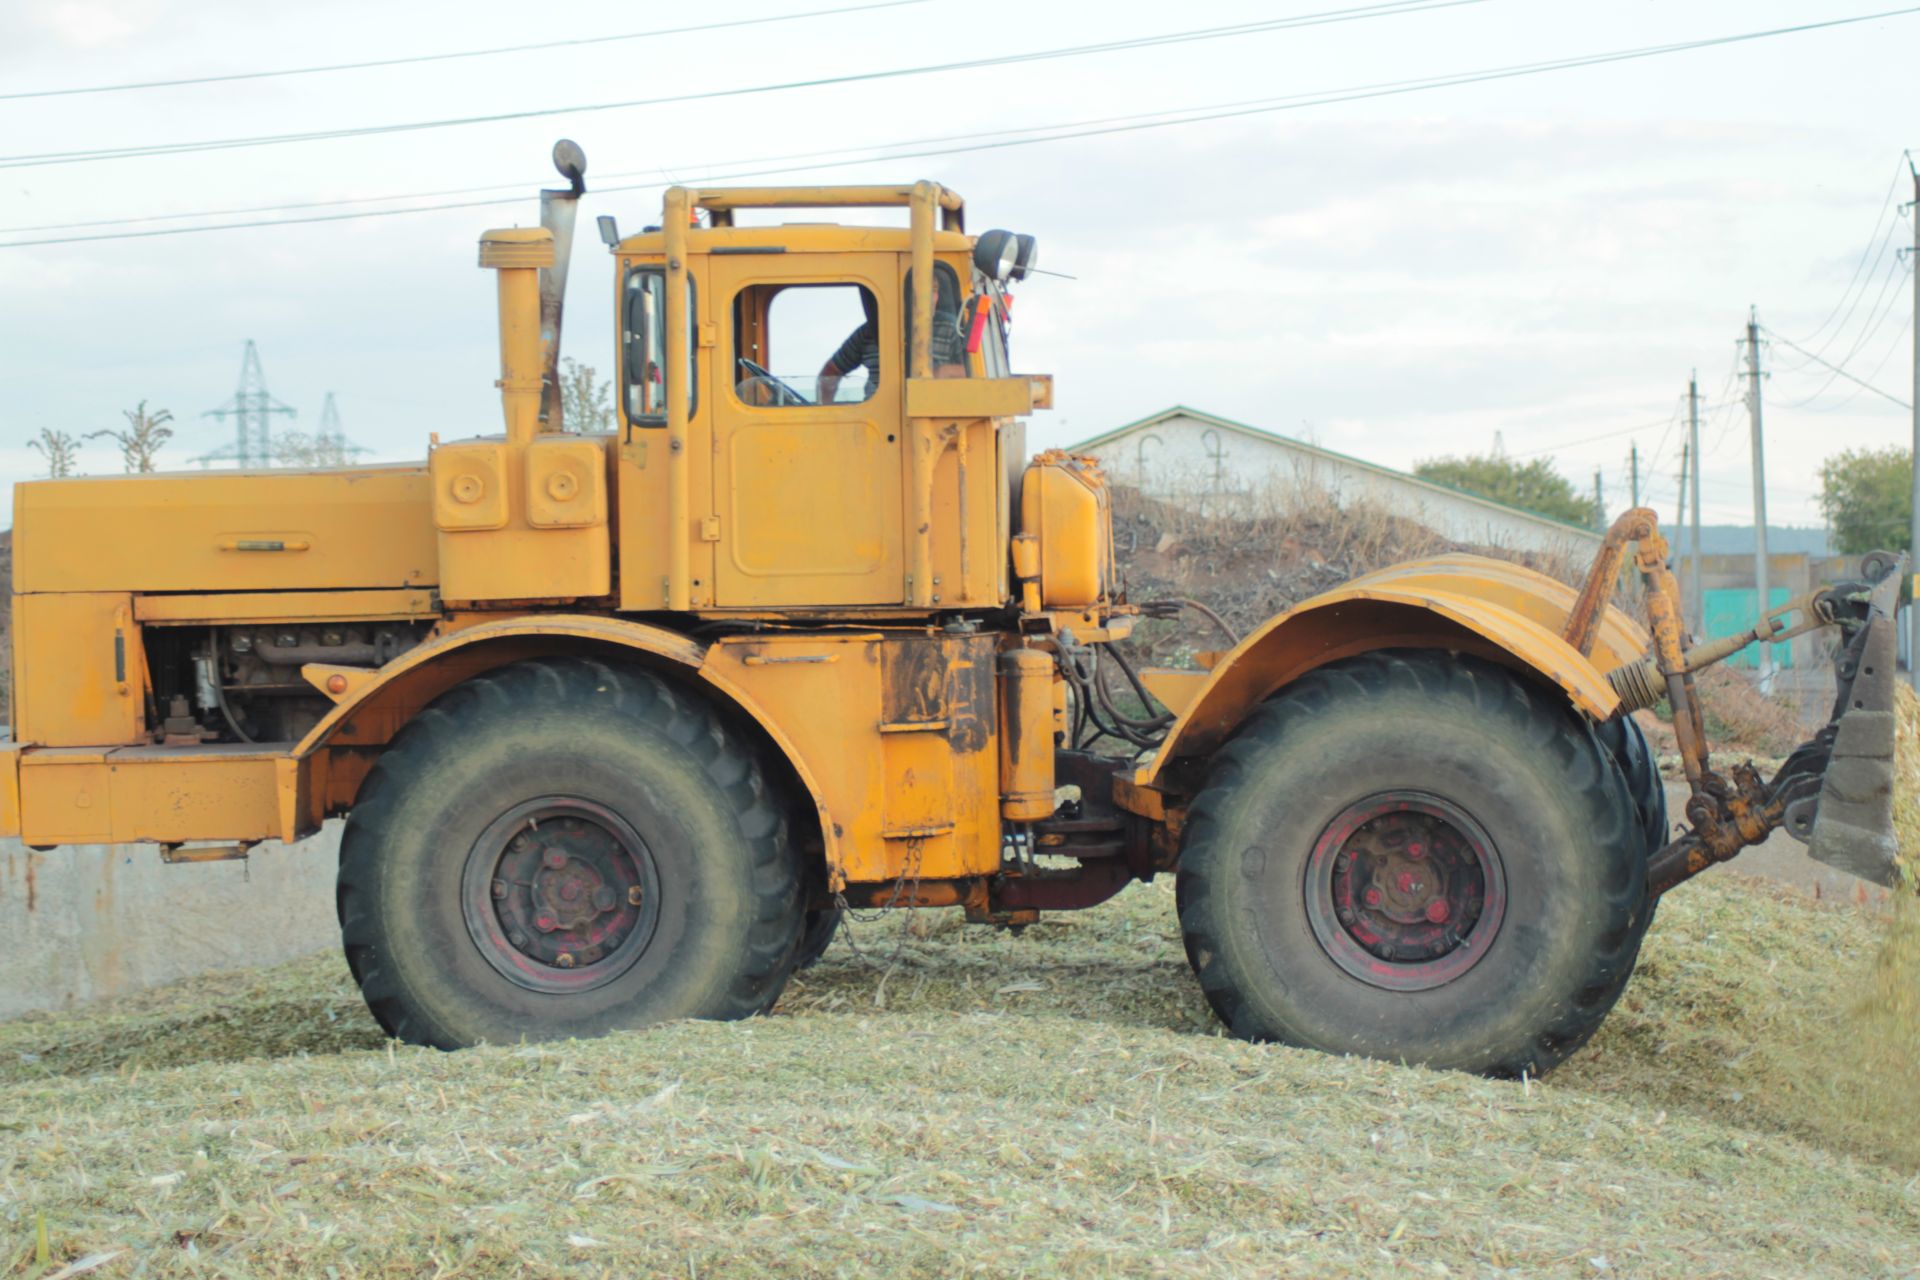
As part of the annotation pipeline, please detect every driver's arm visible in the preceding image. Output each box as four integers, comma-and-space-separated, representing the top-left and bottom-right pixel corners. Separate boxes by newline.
816, 354, 845, 406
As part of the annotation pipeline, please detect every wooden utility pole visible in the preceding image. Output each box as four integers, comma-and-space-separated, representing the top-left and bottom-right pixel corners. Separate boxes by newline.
1687, 372, 1704, 634
1593, 469, 1604, 531
1908, 153, 1919, 690
1746, 309, 1773, 690
1629, 442, 1640, 507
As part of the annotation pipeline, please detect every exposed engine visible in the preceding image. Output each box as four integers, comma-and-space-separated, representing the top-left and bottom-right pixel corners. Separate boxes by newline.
145, 623, 429, 745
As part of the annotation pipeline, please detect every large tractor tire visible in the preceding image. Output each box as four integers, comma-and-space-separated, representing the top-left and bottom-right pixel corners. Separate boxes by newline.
337, 657, 802, 1049
1176, 652, 1652, 1076
1597, 713, 1669, 859
793, 907, 843, 970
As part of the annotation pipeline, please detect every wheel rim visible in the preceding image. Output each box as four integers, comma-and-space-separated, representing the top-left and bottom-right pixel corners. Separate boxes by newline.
1303, 790, 1506, 992
461, 797, 660, 993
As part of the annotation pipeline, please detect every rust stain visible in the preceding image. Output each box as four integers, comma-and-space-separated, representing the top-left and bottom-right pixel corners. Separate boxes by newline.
24, 850, 36, 913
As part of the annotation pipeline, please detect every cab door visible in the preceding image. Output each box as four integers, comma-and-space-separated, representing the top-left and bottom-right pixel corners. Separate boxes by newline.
709, 253, 905, 608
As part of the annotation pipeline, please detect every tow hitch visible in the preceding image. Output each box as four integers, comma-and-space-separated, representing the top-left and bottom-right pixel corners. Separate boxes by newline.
1564, 509, 1906, 895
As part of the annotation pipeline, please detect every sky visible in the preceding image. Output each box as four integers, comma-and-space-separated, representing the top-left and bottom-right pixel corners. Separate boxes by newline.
0, 0, 1914, 529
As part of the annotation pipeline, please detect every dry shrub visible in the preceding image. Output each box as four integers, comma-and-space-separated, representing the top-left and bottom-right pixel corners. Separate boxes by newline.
1111, 477, 1582, 666
1690, 663, 1812, 759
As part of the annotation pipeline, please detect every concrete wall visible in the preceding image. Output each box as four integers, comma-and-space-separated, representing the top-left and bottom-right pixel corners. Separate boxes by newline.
0, 824, 341, 1019
1082, 412, 1601, 563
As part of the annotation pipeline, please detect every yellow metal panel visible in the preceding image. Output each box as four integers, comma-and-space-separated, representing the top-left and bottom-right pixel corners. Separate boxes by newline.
701, 632, 999, 886
13, 593, 144, 747
431, 440, 510, 530
1140, 668, 1207, 717
525, 436, 608, 529
12, 466, 436, 593
134, 589, 438, 625
433, 437, 611, 602
707, 253, 905, 607
905, 377, 1033, 419
17, 744, 303, 847
0, 742, 21, 838
1348, 554, 1649, 673
18, 751, 113, 844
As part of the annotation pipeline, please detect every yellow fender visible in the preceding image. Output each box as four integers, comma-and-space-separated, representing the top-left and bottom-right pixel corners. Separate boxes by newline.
1137, 554, 1648, 788
293, 613, 841, 865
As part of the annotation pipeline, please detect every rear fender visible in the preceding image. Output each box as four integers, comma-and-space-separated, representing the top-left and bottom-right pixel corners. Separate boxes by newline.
293, 614, 840, 866
1137, 555, 1639, 789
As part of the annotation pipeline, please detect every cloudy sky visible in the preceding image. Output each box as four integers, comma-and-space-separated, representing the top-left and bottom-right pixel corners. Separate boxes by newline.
1, 0, 1914, 528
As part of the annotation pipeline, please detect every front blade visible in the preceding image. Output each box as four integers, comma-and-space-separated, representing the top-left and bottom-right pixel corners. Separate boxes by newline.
1803, 605, 1902, 886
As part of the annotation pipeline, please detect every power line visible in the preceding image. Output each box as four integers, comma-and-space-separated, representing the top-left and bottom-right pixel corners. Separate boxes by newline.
0, 1, 1490, 169
1787, 157, 1909, 351
1776, 247, 1911, 396
8, 6, 1916, 249
0, 1, 934, 101
1764, 320, 1914, 409
1802, 310, 1914, 413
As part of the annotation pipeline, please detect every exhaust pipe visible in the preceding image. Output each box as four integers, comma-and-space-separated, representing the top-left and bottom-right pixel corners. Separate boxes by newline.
537, 139, 587, 432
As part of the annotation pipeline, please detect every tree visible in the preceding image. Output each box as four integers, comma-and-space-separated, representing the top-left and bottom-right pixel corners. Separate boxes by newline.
1817, 446, 1910, 555
88, 400, 173, 473
27, 427, 80, 478
272, 430, 353, 468
1413, 453, 1600, 527
559, 357, 614, 433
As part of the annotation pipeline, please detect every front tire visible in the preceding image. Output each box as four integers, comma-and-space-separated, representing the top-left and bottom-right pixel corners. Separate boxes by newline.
337, 657, 802, 1049
1175, 652, 1651, 1076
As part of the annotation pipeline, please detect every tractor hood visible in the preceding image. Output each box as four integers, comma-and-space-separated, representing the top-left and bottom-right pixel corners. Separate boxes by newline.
10, 464, 438, 594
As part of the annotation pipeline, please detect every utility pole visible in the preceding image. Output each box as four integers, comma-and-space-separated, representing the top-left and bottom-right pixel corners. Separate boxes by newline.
1593, 468, 1604, 531
1745, 309, 1773, 690
1687, 372, 1704, 634
1629, 442, 1640, 508
1908, 152, 1919, 690
1675, 439, 1688, 534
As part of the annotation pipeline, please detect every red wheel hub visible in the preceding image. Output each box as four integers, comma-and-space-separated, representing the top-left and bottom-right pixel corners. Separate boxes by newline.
1304, 791, 1506, 991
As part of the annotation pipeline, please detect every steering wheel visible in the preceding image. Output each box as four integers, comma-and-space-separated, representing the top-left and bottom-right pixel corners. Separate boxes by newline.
737, 358, 811, 408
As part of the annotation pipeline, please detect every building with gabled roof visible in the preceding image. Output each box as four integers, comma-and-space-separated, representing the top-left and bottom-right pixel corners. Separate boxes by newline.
1069, 406, 1603, 560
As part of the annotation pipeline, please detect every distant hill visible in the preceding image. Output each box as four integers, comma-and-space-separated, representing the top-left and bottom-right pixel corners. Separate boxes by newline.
1682, 525, 1831, 557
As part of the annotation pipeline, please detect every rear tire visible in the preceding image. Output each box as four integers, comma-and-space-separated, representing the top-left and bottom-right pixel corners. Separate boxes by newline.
337, 657, 802, 1049
794, 907, 842, 969
1175, 652, 1651, 1076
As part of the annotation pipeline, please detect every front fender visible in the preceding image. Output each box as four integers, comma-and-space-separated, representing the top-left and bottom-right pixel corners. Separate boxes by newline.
1137, 555, 1645, 788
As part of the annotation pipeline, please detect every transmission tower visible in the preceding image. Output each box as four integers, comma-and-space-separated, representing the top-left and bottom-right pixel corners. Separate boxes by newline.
314, 392, 372, 465
196, 340, 295, 467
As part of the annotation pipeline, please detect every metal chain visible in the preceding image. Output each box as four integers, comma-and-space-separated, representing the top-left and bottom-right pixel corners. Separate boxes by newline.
830, 835, 925, 971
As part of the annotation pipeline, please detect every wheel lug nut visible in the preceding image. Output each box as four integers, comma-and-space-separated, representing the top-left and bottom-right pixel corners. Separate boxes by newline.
534, 915, 557, 933
543, 849, 568, 870
1407, 842, 1426, 860
555, 952, 576, 968
1362, 888, 1383, 907
1426, 900, 1451, 924
592, 887, 617, 912
491, 879, 508, 899
627, 886, 645, 907
508, 930, 528, 948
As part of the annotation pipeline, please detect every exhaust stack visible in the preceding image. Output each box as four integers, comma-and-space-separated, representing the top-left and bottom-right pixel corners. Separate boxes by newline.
537, 139, 587, 432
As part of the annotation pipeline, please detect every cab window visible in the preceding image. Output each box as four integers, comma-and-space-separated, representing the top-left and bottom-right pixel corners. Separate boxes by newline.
622, 267, 694, 427
730, 283, 880, 408
904, 262, 969, 378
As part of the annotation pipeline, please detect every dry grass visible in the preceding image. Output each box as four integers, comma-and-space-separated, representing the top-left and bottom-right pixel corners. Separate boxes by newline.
4, 868, 1917, 1276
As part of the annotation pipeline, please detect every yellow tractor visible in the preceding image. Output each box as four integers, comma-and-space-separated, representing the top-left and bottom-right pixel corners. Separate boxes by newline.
4, 144, 1902, 1074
